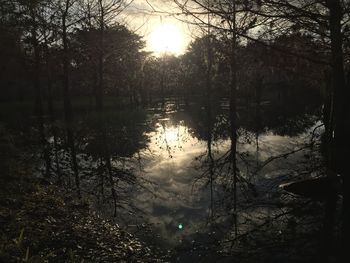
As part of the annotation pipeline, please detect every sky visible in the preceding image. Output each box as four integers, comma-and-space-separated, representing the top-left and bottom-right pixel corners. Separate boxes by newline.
121, 0, 197, 55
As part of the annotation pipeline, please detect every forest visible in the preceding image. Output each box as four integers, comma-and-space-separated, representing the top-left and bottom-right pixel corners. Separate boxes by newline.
0, 0, 350, 262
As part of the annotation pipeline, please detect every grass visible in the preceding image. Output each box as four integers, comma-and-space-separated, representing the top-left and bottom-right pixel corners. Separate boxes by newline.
0, 156, 164, 263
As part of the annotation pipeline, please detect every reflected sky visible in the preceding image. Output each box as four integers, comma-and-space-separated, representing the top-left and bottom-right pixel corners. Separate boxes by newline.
133, 119, 209, 245
125, 109, 320, 252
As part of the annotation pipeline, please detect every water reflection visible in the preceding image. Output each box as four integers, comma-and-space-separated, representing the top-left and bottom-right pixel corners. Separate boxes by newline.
134, 118, 208, 237
122, 102, 321, 261
152, 121, 197, 159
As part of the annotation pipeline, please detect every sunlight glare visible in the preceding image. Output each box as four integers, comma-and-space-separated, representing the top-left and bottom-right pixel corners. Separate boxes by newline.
149, 23, 184, 56
165, 128, 178, 142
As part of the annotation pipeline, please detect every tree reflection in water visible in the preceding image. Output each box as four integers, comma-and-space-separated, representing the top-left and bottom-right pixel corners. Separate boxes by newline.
121, 100, 323, 261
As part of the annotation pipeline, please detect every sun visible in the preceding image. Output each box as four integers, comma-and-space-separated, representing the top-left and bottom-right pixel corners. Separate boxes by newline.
164, 128, 178, 142
149, 23, 185, 56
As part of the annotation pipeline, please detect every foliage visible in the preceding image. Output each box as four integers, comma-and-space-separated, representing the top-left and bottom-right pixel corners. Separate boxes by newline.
0, 173, 164, 262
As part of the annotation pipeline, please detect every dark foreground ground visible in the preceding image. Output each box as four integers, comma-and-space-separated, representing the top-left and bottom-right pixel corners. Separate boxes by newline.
0, 173, 166, 263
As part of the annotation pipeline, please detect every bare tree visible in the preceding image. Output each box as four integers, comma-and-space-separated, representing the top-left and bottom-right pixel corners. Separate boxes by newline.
79, 0, 135, 216
18, 0, 52, 178
48, 0, 82, 197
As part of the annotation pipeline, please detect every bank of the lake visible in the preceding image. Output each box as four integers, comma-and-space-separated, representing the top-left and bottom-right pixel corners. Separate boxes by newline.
0, 171, 166, 263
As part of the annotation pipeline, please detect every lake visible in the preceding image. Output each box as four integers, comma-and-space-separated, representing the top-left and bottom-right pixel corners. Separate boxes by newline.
106, 100, 323, 262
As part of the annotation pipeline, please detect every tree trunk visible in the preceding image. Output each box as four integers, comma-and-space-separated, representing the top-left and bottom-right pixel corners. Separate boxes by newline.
326, 0, 348, 260
62, 10, 80, 198
230, 1, 238, 238
44, 37, 61, 183
30, 8, 51, 178
206, 12, 214, 220
96, 1, 117, 217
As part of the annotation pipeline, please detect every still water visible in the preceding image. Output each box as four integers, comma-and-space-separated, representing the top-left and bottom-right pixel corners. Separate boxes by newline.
116, 102, 322, 261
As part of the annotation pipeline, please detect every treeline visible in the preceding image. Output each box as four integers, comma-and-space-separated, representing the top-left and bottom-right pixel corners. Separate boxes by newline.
0, 0, 152, 214
0, 0, 143, 104
1, 1, 327, 109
